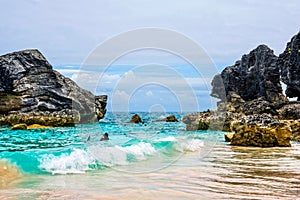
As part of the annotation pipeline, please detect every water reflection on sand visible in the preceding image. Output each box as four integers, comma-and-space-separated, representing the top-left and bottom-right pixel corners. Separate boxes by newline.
1, 142, 299, 200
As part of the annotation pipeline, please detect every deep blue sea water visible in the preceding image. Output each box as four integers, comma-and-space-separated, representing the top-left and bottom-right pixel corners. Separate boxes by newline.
0, 112, 299, 199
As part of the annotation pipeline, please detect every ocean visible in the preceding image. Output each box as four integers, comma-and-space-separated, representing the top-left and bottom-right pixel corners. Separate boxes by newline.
0, 112, 299, 199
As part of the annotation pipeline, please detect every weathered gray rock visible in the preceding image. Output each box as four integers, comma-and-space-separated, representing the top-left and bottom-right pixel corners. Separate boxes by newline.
182, 111, 210, 131
182, 110, 231, 131
211, 45, 287, 105
278, 31, 300, 100
0, 49, 107, 126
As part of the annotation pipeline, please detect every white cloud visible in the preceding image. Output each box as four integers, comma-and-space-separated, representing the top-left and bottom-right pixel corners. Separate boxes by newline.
57, 65, 216, 111
1, 0, 299, 66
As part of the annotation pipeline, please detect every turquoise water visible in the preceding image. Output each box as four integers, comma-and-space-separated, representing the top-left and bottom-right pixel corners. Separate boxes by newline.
1, 112, 300, 199
0, 113, 217, 175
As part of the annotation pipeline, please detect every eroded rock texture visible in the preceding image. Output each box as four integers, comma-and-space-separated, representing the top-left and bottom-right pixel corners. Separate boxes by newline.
278, 31, 300, 100
0, 49, 107, 126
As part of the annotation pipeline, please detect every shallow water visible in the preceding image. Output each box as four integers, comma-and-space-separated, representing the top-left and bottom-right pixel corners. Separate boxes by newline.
0, 113, 299, 199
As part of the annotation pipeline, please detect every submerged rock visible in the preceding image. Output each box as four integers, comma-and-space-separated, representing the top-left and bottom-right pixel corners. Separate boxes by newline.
155, 115, 179, 122
0, 49, 107, 126
11, 123, 27, 130
130, 114, 143, 123
27, 124, 52, 129
164, 115, 179, 122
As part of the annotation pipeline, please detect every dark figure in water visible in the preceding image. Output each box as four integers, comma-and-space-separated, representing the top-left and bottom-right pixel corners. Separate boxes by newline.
100, 133, 109, 141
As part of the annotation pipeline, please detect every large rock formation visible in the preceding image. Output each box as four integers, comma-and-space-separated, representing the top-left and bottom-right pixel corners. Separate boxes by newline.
0, 49, 107, 126
211, 45, 287, 105
184, 35, 300, 147
278, 31, 300, 100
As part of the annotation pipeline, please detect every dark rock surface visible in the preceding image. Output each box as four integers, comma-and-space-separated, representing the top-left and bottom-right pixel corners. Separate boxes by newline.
155, 115, 179, 122
130, 114, 143, 123
184, 33, 300, 147
211, 45, 287, 105
0, 49, 107, 126
278, 31, 300, 100
277, 102, 300, 120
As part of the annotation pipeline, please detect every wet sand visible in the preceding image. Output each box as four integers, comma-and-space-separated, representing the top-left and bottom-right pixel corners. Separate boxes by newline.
1, 143, 299, 200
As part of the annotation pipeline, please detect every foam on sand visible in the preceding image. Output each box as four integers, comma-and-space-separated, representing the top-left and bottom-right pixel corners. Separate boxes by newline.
0, 159, 23, 189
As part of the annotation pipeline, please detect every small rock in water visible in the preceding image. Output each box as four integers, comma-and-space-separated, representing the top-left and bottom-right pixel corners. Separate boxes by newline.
224, 133, 234, 142
11, 123, 27, 130
154, 115, 179, 122
130, 114, 143, 123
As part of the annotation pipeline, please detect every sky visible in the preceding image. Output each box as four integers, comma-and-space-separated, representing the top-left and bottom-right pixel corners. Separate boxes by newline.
1, 0, 300, 112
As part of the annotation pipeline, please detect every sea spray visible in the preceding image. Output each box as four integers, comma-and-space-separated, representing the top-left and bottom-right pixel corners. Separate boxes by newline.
116, 142, 156, 161
88, 145, 128, 166
174, 138, 204, 152
37, 136, 204, 174
39, 149, 97, 174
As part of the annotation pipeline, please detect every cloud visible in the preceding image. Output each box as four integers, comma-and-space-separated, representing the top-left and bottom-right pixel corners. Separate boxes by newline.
1, 0, 299, 66
57, 64, 216, 111
3, 0, 299, 111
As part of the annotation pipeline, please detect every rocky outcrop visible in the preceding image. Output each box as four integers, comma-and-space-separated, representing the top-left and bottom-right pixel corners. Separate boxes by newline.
11, 123, 27, 130
130, 114, 143, 123
230, 114, 292, 147
278, 31, 300, 100
0, 49, 107, 126
281, 119, 300, 142
155, 115, 179, 122
277, 102, 300, 120
182, 111, 210, 131
224, 133, 234, 142
182, 110, 234, 132
211, 45, 287, 106
184, 36, 300, 147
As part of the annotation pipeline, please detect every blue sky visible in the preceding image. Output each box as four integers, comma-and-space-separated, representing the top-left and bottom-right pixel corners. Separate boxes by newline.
1, 0, 300, 112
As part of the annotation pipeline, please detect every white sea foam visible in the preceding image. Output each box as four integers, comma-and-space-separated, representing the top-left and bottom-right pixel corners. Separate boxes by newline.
88, 145, 128, 166
39, 142, 157, 174
38, 136, 203, 174
117, 142, 156, 160
175, 139, 204, 152
39, 149, 95, 174
154, 136, 177, 142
